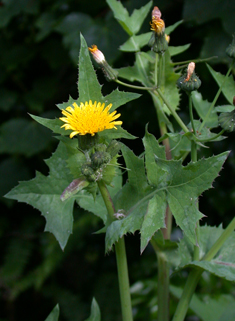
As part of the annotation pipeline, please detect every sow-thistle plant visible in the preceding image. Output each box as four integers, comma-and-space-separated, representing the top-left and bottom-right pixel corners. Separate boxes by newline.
5, 1, 235, 321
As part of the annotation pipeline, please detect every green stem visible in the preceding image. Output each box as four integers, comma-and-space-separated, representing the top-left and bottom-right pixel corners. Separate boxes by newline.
155, 89, 189, 134
172, 56, 217, 69
155, 53, 158, 86
158, 53, 165, 90
199, 63, 234, 131
97, 181, 133, 321
157, 251, 170, 321
171, 268, 203, 321
115, 79, 155, 91
188, 93, 200, 261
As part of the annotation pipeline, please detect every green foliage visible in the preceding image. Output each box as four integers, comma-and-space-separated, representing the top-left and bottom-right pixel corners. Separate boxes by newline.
106, 0, 152, 36
171, 285, 235, 321
105, 130, 228, 253
178, 225, 235, 281
45, 304, 60, 321
85, 298, 101, 321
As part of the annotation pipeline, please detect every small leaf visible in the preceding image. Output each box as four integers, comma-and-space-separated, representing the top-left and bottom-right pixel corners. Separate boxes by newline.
207, 63, 235, 104
165, 20, 183, 35
84, 298, 101, 321
45, 304, 60, 321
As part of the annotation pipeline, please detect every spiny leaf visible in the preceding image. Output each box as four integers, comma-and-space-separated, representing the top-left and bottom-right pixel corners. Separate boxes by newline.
177, 225, 235, 282
105, 133, 229, 252
5, 143, 75, 250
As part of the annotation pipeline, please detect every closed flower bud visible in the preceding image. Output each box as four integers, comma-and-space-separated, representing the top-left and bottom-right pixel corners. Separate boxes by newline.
177, 62, 201, 92
60, 178, 89, 201
94, 143, 107, 153
226, 35, 235, 59
91, 151, 111, 169
107, 140, 121, 158
89, 44, 118, 81
81, 163, 96, 182
148, 6, 168, 54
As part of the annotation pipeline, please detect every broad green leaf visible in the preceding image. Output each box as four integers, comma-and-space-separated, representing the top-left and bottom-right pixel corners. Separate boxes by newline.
192, 91, 218, 128
45, 304, 60, 321
85, 298, 101, 321
171, 285, 235, 321
107, 0, 152, 36
5, 143, 75, 250
168, 44, 191, 57
178, 225, 235, 281
106, 135, 228, 252
207, 63, 235, 104
99, 126, 137, 140
140, 192, 166, 253
0, 118, 53, 157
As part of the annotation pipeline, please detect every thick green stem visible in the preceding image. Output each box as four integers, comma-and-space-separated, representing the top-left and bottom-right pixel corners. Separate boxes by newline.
157, 251, 170, 321
199, 63, 234, 131
97, 181, 133, 321
155, 89, 189, 134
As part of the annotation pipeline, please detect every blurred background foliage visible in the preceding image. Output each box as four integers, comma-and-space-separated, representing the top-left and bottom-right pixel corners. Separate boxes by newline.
0, 0, 235, 320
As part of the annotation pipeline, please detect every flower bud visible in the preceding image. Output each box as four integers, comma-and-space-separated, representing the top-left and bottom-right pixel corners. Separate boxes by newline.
81, 163, 96, 182
91, 151, 111, 169
106, 140, 121, 158
94, 143, 107, 153
148, 6, 168, 54
226, 35, 235, 59
88, 44, 118, 81
177, 62, 201, 92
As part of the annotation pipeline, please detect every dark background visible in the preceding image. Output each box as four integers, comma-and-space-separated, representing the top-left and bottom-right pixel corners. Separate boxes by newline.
1, 0, 235, 320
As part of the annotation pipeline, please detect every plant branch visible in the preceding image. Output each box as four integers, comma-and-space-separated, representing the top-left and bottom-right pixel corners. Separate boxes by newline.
97, 180, 133, 321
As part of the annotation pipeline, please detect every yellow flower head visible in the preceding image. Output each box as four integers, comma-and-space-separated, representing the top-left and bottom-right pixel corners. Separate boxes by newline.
60, 100, 122, 138
88, 45, 106, 64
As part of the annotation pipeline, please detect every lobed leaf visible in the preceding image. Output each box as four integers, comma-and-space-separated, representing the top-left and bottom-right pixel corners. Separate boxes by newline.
178, 225, 235, 282
5, 143, 75, 250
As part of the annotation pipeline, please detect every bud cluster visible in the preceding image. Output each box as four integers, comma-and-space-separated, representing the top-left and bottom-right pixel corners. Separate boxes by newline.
81, 141, 121, 183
